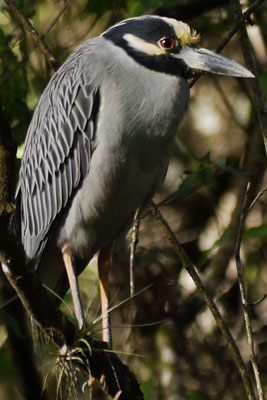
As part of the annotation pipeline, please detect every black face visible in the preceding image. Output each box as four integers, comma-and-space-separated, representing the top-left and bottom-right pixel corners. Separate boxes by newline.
103, 16, 198, 79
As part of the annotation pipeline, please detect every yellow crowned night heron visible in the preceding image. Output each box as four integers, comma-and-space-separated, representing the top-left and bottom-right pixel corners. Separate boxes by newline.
16, 15, 253, 348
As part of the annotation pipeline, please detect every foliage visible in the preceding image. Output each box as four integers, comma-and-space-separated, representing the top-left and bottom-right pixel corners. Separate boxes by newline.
0, 26, 31, 145
0, 0, 266, 399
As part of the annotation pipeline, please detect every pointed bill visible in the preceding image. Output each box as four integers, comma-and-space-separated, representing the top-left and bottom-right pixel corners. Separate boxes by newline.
175, 46, 254, 78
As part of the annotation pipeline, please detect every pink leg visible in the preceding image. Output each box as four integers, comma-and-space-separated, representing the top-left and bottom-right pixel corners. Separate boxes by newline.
98, 248, 112, 348
62, 242, 85, 329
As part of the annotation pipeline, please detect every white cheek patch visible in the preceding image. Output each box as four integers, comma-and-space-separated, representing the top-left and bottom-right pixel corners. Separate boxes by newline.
123, 33, 164, 56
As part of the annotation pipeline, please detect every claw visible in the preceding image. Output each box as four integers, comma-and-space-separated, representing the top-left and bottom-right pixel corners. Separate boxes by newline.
82, 374, 107, 392
82, 380, 89, 393
82, 376, 96, 392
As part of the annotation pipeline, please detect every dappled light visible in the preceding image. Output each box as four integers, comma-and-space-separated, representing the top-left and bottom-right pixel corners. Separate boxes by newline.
0, 1, 266, 399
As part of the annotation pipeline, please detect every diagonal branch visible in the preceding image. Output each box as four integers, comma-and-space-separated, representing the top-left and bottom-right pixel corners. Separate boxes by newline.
235, 182, 265, 400
190, 0, 265, 88
150, 201, 256, 400
3, 0, 59, 71
0, 101, 48, 399
216, 0, 265, 54
0, 0, 72, 87
230, 0, 267, 154
0, 68, 143, 400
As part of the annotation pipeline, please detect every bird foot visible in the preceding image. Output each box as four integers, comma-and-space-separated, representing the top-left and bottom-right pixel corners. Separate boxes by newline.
82, 374, 107, 392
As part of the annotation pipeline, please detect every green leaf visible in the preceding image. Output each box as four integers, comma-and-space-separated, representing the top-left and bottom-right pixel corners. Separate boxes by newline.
175, 138, 213, 164
140, 379, 154, 399
176, 138, 248, 178
166, 166, 215, 204
243, 224, 267, 240
176, 137, 199, 160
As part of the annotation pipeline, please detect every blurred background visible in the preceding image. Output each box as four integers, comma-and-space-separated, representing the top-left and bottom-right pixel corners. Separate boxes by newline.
0, 0, 266, 399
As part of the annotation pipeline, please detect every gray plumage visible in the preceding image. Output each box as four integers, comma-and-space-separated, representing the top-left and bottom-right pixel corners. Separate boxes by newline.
16, 15, 253, 304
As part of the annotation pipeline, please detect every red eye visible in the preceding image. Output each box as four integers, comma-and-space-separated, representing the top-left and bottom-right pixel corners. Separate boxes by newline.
160, 38, 176, 49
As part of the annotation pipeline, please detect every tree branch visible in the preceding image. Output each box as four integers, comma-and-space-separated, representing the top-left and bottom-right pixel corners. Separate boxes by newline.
0, 102, 47, 399
150, 201, 256, 400
0, 5, 144, 397
235, 182, 265, 400
216, 0, 265, 53
0, 0, 72, 87
231, 0, 267, 154
190, 0, 265, 88
3, 0, 59, 71
0, 89, 143, 400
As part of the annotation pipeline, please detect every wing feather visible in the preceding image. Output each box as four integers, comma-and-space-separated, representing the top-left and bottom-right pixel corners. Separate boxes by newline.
16, 55, 101, 261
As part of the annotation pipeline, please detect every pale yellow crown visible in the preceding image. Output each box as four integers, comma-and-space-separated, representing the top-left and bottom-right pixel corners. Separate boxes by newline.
163, 18, 200, 46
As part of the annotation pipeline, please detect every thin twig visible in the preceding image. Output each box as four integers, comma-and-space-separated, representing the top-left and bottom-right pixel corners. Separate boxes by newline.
44, 0, 72, 35
248, 184, 267, 211
235, 182, 265, 400
0, 0, 72, 86
106, 0, 122, 28
190, 0, 265, 88
215, 0, 265, 54
4, 0, 59, 71
150, 201, 256, 400
249, 294, 267, 308
231, 0, 267, 155
230, 4, 266, 396
129, 208, 141, 297
212, 76, 247, 131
